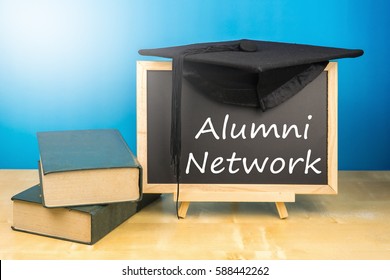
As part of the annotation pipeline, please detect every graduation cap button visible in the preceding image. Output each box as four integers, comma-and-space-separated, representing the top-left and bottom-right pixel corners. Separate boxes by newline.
239, 39, 258, 52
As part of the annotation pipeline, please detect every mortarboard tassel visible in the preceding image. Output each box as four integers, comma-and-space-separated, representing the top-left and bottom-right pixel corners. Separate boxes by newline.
170, 41, 256, 218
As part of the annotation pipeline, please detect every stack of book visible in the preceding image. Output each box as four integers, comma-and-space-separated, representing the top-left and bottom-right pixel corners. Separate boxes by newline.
11, 129, 158, 245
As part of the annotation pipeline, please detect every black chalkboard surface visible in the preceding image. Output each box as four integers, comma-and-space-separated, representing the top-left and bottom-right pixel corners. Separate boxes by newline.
137, 61, 337, 204
147, 70, 327, 185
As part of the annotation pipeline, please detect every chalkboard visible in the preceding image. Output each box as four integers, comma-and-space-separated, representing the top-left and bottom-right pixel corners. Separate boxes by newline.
137, 61, 337, 202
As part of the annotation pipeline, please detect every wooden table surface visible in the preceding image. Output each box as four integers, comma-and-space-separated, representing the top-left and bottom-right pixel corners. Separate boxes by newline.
1, 169, 389, 260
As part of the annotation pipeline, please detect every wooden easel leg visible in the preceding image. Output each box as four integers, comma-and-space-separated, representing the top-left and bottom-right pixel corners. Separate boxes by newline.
275, 202, 288, 219
178, 202, 190, 219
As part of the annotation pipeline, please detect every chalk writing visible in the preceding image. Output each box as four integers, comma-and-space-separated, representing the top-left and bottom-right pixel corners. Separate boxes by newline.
186, 114, 321, 176
195, 114, 312, 140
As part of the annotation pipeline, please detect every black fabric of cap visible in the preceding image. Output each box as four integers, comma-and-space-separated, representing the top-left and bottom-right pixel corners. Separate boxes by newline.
139, 39, 363, 71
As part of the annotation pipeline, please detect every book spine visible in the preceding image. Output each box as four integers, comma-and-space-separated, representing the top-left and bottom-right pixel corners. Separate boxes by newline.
90, 201, 138, 244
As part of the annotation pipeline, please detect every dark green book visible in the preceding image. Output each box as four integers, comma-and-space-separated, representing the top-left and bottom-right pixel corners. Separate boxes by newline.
11, 184, 140, 245
37, 129, 142, 207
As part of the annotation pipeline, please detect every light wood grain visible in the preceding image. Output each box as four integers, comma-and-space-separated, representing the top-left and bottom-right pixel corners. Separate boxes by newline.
275, 202, 288, 219
1, 170, 389, 260
325, 62, 338, 193
178, 202, 190, 219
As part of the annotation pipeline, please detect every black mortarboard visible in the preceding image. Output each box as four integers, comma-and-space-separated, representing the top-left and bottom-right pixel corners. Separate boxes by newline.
138, 39, 363, 184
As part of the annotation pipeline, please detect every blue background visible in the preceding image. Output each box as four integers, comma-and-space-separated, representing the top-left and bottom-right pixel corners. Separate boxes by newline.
0, 0, 388, 170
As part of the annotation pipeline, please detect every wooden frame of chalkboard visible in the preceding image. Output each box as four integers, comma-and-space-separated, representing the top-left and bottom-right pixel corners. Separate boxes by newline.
137, 61, 338, 218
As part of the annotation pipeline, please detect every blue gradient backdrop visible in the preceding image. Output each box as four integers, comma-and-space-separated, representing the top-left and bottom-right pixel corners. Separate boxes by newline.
0, 0, 389, 169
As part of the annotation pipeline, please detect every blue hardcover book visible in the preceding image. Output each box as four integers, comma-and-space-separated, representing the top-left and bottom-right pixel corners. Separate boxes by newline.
12, 185, 160, 244
11, 184, 138, 244
37, 129, 142, 207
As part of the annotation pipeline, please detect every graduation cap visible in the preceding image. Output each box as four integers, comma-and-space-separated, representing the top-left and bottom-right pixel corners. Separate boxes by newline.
138, 39, 363, 186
